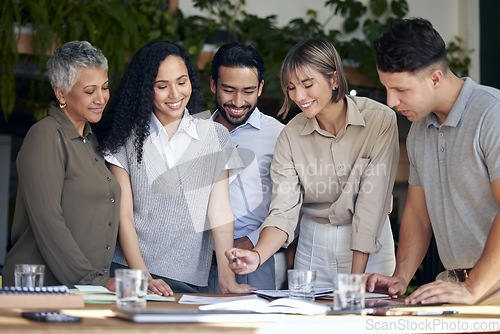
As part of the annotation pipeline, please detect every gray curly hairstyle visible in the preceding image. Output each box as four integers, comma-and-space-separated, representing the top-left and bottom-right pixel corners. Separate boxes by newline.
47, 41, 108, 94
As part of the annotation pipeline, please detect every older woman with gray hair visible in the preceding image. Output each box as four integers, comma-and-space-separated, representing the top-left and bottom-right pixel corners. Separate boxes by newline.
2, 41, 120, 289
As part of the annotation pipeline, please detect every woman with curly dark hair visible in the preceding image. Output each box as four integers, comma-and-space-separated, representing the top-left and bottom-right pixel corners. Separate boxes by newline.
97, 40, 252, 295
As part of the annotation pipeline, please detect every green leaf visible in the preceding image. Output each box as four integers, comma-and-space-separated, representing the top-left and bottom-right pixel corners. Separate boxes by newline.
370, 0, 388, 17
344, 17, 360, 33
362, 18, 385, 42
391, 0, 409, 18
349, 1, 367, 19
0, 0, 20, 119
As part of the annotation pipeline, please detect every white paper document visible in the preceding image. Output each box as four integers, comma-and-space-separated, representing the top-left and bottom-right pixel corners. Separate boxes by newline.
199, 296, 328, 315
178, 294, 261, 305
251, 288, 333, 299
71, 285, 175, 303
251, 289, 389, 300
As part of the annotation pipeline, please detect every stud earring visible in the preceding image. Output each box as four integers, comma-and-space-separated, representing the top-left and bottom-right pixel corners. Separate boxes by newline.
59, 102, 67, 109
332, 88, 339, 101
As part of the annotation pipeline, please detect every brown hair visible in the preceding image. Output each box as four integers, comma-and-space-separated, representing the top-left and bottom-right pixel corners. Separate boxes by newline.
278, 38, 348, 118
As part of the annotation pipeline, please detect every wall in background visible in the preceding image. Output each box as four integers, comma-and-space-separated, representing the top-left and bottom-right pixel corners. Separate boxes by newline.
179, 0, 483, 287
179, 0, 480, 81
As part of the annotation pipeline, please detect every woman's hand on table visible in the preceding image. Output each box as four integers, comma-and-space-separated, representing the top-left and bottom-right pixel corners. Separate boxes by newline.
148, 278, 174, 296
105, 277, 116, 292
220, 280, 255, 294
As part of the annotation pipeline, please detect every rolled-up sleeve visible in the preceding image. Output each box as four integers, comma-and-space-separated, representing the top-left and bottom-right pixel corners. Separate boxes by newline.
261, 130, 302, 247
350, 111, 399, 253
261, 97, 399, 253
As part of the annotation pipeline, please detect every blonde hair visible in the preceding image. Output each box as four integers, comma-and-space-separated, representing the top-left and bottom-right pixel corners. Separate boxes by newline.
278, 38, 347, 118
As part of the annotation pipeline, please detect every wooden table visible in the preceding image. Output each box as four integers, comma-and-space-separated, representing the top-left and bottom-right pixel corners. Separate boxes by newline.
1, 294, 500, 334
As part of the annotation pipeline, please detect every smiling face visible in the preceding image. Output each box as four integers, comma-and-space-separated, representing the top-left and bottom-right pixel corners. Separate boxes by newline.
153, 55, 192, 125
377, 69, 438, 123
286, 66, 336, 119
211, 65, 263, 131
55, 66, 109, 133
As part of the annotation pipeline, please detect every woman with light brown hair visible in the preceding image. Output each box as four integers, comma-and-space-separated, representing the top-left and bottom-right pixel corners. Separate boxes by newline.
228, 38, 398, 287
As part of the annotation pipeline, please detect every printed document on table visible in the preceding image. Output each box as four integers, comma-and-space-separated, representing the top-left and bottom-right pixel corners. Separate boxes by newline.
71, 285, 175, 303
251, 288, 333, 299
251, 289, 389, 300
178, 294, 261, 305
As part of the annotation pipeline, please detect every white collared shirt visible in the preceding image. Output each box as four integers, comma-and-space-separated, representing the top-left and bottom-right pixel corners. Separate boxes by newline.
106, 109, 199, 168
210, 108, 284, 244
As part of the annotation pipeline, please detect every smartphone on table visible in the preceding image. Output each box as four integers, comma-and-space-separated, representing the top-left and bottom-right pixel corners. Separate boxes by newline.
21, 311, 82, 323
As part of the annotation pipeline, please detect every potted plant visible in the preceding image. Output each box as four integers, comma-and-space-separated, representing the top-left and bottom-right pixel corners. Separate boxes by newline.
1, 0, 471, 121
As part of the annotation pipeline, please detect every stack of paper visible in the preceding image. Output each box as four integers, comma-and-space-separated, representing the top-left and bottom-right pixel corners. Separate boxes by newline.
199, 296, 328, 316
251, 288, 333, 300
71, 285, 175, 303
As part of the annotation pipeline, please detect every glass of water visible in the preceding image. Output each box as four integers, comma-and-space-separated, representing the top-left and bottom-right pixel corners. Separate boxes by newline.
115, 269, 148, 310
288, 269, 317, 301
14, 264, 45, 288
333, 273, 367, 311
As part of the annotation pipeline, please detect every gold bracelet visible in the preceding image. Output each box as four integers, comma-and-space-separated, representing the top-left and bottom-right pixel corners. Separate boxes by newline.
251, 249, 261, 270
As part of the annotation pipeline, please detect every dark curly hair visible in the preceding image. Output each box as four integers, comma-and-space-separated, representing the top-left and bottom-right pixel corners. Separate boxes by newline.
96, 40, 202, 163
374, 18, 448, 73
